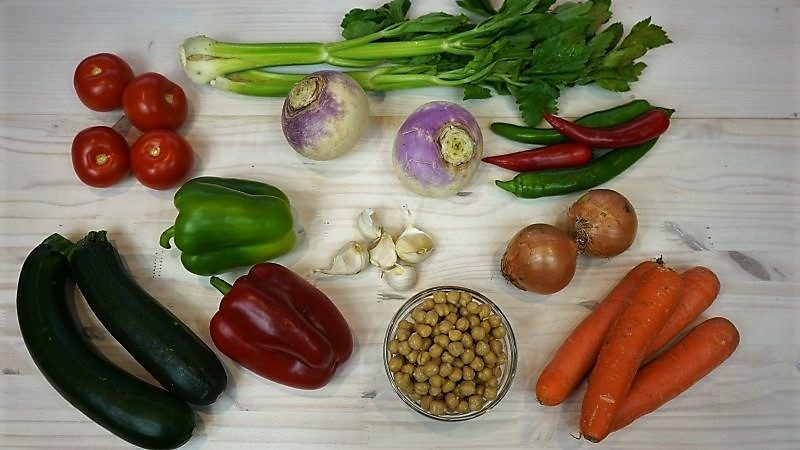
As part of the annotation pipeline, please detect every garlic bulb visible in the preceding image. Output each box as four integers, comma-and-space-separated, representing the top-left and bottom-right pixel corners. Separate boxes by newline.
314, 241, 369, 275
395, 209, 435, 264
369, 231, 397, 270
383, 264, 418, 291
356, 208, 383, 240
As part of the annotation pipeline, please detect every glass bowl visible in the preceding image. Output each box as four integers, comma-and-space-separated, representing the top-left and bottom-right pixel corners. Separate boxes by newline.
383, 286, 517, 421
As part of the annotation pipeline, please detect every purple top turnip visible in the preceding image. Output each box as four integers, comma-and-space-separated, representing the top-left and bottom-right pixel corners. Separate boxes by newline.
281, 71, 369, 161
392, 101, 483, 197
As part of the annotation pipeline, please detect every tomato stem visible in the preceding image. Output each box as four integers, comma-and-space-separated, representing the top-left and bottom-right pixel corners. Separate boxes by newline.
95, 153, 109, 166
148, 144, 162, 158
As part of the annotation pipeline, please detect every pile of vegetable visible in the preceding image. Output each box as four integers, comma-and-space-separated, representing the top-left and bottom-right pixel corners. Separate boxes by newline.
501, 189, 638, 294
180, 0, 670, 126
17, 232, 227, 449
72, 53, 194, 190
535, 260, 738, 442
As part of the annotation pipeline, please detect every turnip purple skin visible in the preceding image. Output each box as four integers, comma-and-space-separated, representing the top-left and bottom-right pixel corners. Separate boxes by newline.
281, 70, 369, 161
392, 101, 483, 197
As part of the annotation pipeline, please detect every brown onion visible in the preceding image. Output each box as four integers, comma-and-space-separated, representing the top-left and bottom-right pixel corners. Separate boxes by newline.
500, 223, 578, 295
566, 189, 637, 258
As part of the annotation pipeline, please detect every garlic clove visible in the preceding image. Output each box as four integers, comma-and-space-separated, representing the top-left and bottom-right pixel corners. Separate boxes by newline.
368, 231, 397, 270
395, 224, 435, 265
314, 241, 369, 275
383, 264, 418, 291
356, 208, 383, 241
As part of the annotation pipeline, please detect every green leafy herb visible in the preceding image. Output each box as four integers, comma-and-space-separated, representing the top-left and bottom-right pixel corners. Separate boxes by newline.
182, 0, 671, 126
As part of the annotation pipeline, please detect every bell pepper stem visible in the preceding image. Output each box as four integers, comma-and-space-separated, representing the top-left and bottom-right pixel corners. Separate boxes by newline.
210, 276, 233, 295
159, 226, 175, 249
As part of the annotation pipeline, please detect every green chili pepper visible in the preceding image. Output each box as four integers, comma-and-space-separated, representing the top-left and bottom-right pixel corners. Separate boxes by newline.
494, 137, 660, 199
159, 176, 296, 276
491, 100, 654, 145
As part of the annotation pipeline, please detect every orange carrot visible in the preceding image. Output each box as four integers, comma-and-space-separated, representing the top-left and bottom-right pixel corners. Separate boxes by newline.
580, 264, 683, 443
611, 317, 740, 433
644, 266, 720, 360
536, 260, 659, 406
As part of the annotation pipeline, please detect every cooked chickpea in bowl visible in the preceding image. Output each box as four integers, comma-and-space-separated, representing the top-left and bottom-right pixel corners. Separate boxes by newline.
384, 286, 517, 421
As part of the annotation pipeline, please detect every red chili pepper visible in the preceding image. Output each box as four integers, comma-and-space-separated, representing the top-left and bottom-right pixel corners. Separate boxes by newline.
542, 109, 671, 148
481, 142, 593, 172
209, 263, 353, 390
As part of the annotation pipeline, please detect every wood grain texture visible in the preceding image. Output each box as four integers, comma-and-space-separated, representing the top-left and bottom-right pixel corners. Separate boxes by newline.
1, 0, 799, 449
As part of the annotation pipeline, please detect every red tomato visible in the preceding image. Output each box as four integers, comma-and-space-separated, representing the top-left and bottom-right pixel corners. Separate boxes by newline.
73, 53, 134, 111
123, 73, 189, 131
130, 130, 194, 190
71, 126, 131, 188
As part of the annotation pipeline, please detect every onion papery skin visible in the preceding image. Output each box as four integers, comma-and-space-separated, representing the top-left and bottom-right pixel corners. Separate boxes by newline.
392, 101, 483, 197
281, 70, 369, 161
566, 189, 638, 258
501, 223, 578, 295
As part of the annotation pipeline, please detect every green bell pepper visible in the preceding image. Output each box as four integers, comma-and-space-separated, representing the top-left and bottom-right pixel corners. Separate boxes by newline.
159, 176, 296, 276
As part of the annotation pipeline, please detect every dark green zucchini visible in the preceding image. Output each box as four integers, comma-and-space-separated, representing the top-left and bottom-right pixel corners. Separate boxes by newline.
67, 230, 227, 405
16, 235, 195, 449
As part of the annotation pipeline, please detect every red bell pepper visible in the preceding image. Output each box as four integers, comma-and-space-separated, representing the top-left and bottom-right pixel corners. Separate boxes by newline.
209, 263, 353, 390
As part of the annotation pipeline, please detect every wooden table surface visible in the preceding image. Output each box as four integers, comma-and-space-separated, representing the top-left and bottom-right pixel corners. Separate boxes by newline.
2, 1, 798, 448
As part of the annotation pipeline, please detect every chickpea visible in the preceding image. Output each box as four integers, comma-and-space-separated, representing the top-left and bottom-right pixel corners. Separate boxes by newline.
460, 333, 474, 349
459, 291, 472, 306
486, 377, 499, 388
394, 372, 412, 390
429, 374, 443, 388
437, 320, 453, 334
475, 340, 490, 356
448, 329, 463, 342
428, 343, 444, 358
396, 328, 411, 341
434, 303, 449, 318
471, 326, 486, 341
411, 308, 426, 323
481, 319, 492, 334
445, 311, 458, 323
439, 362, 453, 378
398, 320, 414, 331
387, 339, 400, 354
401, 363, 414, 374
445, 393, 459, 411
462, 366, 475, 381
424, 310, 439, 326
442, 379, 456, 393
453, 358, 464, 368
458, 306, 469, 317
493, 366, 503, 378
489, 338, 502, 353
430, 400, 447, 416
447, 341, 464, 357
455, 317, 469, 331
415, 323, 432, 337
459, 380, 476, 397
448, 367, 462, 383
491, 326, 507, 339
484, 386, 498, 401
475, 384, 485, 397
406, 350, 419, 364
461, 348, 475, 365
441, 352, 455, 364
419, 395, 433, 411
446, 290, 461, 304
470, 356, 485, 372
414, 382, 430, 396
468, 314, 481, 328
466, 302, 481, 315
433, 291, 447, 304
409, 334, 424, 352
496, 352, 508, 366
397, 341, 411, 356
413, 366, 428, 383
457, 400, 470, 414
422, 298, 435, 311
483, 351, 497, 367
417, 351, 430, 366
422, 361, 439, 377
468, 395, 484, 411
479, 303, 491, 320
388, 356, 404, 372
434, 334, 450, 348
488, 314, 502, 328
